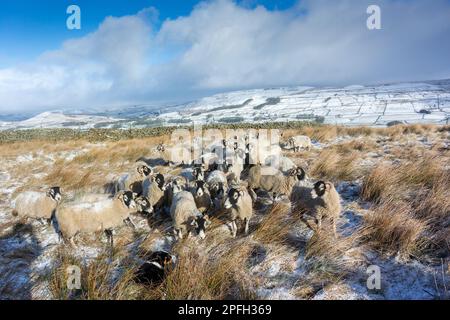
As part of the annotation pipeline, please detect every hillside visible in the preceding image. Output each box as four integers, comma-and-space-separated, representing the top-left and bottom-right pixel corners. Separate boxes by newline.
0, 124, 449, 299
1, 80, 449, 130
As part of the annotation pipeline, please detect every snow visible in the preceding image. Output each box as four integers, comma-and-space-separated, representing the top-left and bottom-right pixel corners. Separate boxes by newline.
0, 80, 449, 130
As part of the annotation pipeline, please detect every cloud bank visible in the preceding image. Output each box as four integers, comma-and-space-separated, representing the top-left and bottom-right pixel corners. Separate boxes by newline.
1, 0, 450, 112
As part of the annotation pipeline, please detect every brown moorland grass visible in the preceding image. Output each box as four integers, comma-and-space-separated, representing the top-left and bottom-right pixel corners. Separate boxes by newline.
48, 247, 139, 300
144, 239, 256, 300
253, 202, 294, 246
360, 153, 449, 258
304, 228, 364, 282
360, 200, 429, 258
310, 148, 360, 181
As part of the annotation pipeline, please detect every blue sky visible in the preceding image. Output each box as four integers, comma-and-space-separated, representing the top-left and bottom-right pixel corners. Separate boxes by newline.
0, 0, 297, 66
0, 0, 449, 112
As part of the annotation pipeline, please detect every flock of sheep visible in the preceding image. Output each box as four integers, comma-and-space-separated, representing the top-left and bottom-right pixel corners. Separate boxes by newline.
11, 131, 341, 252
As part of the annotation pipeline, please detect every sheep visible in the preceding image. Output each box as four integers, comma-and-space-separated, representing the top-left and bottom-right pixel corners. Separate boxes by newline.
170, 191, 211, 239
55, 190, 136, 247
206, 170, 229, 211
282, 135, 312, 152
247, 165, 306, 200
223, 187, 253, 237
194, 152, 231, 174
163, 175, 188, 212
206, 170, 228, 188
142, 173, 166, 214
264, 155, 296, 174
12, 187, 62, 224
293, 181, 341, 236
111, 163, 153, 195
227, 147, 246, 182
191, 180, 212, 214
192, 166, 205, 181
135, 196, 153, 216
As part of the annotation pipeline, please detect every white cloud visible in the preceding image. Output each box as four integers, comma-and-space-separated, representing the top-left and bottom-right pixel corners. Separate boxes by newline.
1, 0, 450, 112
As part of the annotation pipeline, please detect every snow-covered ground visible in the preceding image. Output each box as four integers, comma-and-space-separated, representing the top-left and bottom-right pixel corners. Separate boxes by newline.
1, 80, 449, 130
1, 128, 448, 300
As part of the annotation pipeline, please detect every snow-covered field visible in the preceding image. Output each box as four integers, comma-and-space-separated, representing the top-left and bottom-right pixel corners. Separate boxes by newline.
0, 126, 448, 300
1, 79, 449, 130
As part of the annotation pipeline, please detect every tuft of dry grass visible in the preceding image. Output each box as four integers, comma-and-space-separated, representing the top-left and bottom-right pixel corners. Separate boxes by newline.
360, 163, 398, 203
310, 149, 359, 181
360, 201, 429, 258
48, 247, 139, 300
144, 240, 256, 300
253, 202, 294, 246
360, 153, 450, 259
333, 139, 378, 154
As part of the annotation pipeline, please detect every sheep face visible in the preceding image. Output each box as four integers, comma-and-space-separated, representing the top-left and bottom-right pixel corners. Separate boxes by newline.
209, 182, 224, 199
288, 167, 306, 181
136, 196, 153, 214
137, 164, 153, 177
311, 181, 334, 199
117, 191, 137, 209
156, 143, 165, 152
224, 188, 245, 210
170, 179, 184, 194
155, 173, 166, 191
190, 215, 211, 239
193, 167, 205, 181
47, 186, 62, 202
195, 180, 208, 197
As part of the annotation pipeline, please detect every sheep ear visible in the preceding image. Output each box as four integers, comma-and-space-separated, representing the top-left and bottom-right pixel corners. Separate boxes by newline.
325, 182, 333, 191
132, 192, 138, 199
239, 190, 245, 197
115, 191, 125, 200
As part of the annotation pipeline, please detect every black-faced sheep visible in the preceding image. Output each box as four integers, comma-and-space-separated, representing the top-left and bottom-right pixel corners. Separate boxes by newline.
170, 191, 211, 240
282, 135, 312, 152
55, 190, 136, 247
191, 180, 212, 214
294, 181, 341, 236
223, 187, 253, 237
12, 187, 62, 224
112, 163, 153, 195
135, 196, 153, 216
264, 155, 296, 174
142, 173, 166, 214
248, 165, 306, 200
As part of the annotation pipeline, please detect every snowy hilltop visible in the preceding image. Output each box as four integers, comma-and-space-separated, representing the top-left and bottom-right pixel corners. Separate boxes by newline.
1, 79, 449, 130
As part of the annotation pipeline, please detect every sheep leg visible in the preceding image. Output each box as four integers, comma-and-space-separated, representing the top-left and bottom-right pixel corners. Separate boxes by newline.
69, 237, 77, 249
244, 218, 250, 235
231, 220, 238, 238
330, 217, 337, 237
105, 229, 114, 247
248, 188, 257, 203
301, 216, 320, 233
125, 217, 137, 229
